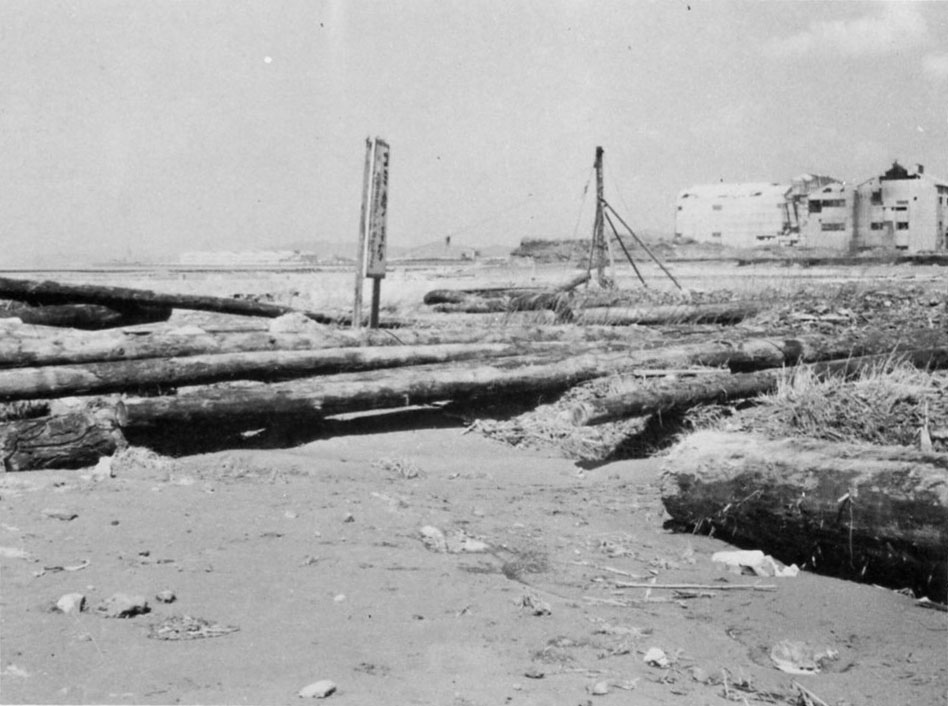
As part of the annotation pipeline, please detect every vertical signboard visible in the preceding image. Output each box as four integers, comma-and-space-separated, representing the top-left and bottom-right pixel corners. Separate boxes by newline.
365, 139, 390, 278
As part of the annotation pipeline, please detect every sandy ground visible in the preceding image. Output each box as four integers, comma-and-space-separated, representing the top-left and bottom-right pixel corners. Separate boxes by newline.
1, 412, 946, 706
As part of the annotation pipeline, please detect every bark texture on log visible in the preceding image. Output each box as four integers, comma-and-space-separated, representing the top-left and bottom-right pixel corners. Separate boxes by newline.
0, 304, 171, 329
1, 408, 125, 471
0, 276, 335, 322
0, 323, 662, 368
120, 350, 659, 426
0, 342, 583, 400
575, 302, 760, 326
570, 347, 948, 425
661, 431, 948, 600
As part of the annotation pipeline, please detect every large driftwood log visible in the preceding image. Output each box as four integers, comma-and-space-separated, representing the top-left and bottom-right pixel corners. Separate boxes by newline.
661, 431, 948, 600
569, 347, 948, 426
1, 407, 125, 471
0, 303, 171, 329
0, 275, 336, 323
0, 323, 662, 369
119, 351, 673, 426
0, 341, 590, 400
575, 302, 760, 326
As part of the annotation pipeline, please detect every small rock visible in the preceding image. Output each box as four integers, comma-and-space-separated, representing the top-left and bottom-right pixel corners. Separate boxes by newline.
96, 593, 150, 619
42, 508, 78, 522
298, 679, 337, 698
643, 647, 670, 668
524, 666, 545, 679
91, 456, 114, 481
56, 593, 86, 614
690, 666, 710, 683
285, 510, 298, 519
590, 681, 610, 695
419, 525, 447, 552
333, 594, 347, 603
343, 512, 355, 523
155, 590, 176, 604
519, 594, 552, 616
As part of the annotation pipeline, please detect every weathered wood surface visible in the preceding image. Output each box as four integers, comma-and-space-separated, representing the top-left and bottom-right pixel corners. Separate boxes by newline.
0, 275, 336, 322
0, 303, 171, 329
1, 408, 125, 472
119, 350, 671, 426
0, 323, 661, 369
0, 341, 590, 400
574, 302, 760, 326
661, 431, 948, 600
569, 347, 948, 426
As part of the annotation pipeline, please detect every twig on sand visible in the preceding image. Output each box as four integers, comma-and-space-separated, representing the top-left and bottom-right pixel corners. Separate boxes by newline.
792, 680, 831, 706
613, 581, 776, 591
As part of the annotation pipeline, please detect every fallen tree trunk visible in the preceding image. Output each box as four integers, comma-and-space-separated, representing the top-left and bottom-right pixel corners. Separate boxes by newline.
569, 347, 948, 426
661, 431, 948, 601
1, 407, 126, 472
575, 302, 760, 326
0, 341, 593, 400
119, 350, 677, 426
0, 303, 171, 329
0, 275, 336, 322
0, 323, 666, 369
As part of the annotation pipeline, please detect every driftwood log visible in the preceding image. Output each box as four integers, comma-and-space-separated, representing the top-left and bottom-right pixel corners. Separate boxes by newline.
574, 302, 760, 326
0, 303, 171, 329
0, 341, 589, 400
0, 407, 126, 472
661, 431, 948, 600
0, 323, 661, 369
0, 275, 336, 323
569, 347, 948, 426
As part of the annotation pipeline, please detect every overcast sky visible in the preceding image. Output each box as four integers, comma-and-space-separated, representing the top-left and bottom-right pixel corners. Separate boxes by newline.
1, 1, 946, 265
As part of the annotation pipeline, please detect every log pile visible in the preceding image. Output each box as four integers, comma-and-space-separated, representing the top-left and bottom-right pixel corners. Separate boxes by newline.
1, 274, 946, 600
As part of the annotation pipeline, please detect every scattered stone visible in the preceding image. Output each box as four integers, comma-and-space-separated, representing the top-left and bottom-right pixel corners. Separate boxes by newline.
42, 508, 78, 522
333, 594, 347, 603
690, 666, 711, 683
524, 666, 545, 679
285, 510, 298, 519
96, 593, 150, 619
343, 512, 355, 523
643, 647, 670, 668
446, 532, 490, 554
155, 590, 176, 604
298, 679, 337, 698
419, 525, 448, 553
519, 594, 552, 616
56, 593, 86, 614
590, 681, 610, 695
770, 640, 839, 675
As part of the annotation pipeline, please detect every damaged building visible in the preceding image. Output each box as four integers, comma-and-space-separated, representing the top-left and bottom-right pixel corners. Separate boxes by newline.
677, 162, 948, 253
674, 175, 837, 248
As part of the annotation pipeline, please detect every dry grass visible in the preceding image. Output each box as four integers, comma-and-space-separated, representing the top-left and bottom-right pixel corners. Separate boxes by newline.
702, 362, 947, 448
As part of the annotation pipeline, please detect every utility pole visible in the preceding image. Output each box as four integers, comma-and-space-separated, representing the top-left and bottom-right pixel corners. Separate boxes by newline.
587, 146, 614, 287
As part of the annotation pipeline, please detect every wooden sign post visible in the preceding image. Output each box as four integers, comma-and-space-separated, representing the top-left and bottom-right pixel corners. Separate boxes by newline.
353, 137, 390, 329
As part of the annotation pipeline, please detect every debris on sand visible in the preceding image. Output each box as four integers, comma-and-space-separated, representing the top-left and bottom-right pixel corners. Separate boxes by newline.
148, 615, 239, 640
55, 593, 86, 614
96, 593, 150, 619
297, 679, 337, 698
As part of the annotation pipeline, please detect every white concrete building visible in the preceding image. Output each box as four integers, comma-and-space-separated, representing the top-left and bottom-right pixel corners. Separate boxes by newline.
800, 182, 856, 250
674, 182, 795, 248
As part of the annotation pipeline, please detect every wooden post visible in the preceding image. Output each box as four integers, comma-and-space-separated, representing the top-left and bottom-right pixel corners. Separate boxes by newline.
353, 138, 373, 329
592, 146, 607, 286
365, 138, 390, 329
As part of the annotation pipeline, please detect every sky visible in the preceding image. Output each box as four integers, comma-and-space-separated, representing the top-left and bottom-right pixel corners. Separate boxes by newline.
1, 1, 946, 265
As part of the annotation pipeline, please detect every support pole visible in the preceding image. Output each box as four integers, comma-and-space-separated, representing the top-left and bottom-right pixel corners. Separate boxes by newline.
603, 210, 647, 288
353, 138, 373, 329
590, 146, 611, 287
369, 277, 381, 329
603, 200, 683, 290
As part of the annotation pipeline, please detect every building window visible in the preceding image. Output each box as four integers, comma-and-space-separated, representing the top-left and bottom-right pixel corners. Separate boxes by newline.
870, 222, 884, 230
870, 191, 882, 204
821, 223, 846, 231
893, 206, 907, 212
711, 232, 722, 238
896, 222, 909, 230
822, 199, 846, 208
808, 201, 822, 213
712, 204, 723, 211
